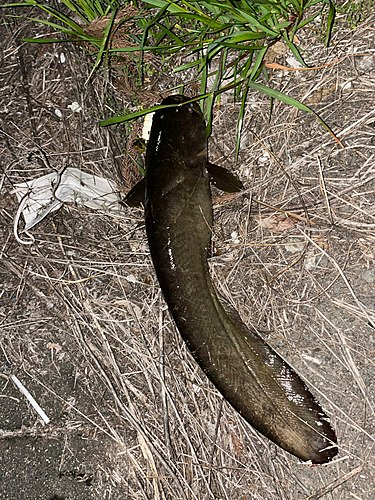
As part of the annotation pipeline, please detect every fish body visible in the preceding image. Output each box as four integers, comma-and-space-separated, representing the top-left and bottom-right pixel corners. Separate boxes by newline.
126, 95, 337, 464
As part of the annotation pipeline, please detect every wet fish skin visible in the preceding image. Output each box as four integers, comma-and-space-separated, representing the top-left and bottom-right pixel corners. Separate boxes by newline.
127, 95, 337, 464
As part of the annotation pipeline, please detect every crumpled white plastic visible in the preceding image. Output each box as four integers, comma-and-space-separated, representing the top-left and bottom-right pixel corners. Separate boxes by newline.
13, 167, 121, 232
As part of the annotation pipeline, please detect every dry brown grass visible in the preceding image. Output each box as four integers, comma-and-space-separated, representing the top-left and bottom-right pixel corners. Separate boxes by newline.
1, 6, 375, 500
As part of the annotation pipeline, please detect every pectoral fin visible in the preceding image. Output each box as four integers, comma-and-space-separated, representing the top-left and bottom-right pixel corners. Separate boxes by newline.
124, 177, 145, 207
207, 162, 243, 193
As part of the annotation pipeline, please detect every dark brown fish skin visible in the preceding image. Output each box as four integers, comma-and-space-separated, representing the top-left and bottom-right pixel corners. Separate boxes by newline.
137, 95, 337, 464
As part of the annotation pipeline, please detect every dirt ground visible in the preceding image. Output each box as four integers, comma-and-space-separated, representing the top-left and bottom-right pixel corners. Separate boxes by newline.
1, 4, 375, 500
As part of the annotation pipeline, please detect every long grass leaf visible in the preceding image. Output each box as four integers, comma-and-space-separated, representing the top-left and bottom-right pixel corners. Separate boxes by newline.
99, 94, 212, 126
245, 81, 343, 147
235, 78, 250, 159
85, 6, 118, 84
246, 45, 267, 80
155, 22, 185, 46
238, 10, 279, 36
325, 1, 335, 47
246, 81, 312, 111
227, 31, 267, 42
174, 58, 203, 72
143, 0, 188, 14
21, 37, 90, 43
220, 42, 265, 50
282, 32, 306, 67
7, 15, 86, 36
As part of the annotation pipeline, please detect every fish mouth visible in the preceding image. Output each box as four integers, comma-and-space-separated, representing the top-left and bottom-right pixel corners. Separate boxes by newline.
181, 147, 207, 168
191, 148, 207, 163
163, 95, 190, 105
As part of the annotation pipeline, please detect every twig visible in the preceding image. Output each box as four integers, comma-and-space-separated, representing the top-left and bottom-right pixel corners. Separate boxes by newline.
317, 156, 334, 225
306, 466, 362, 500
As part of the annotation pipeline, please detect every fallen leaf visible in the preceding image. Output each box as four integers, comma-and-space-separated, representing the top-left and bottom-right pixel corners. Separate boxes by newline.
255, 214, 295, 232
47, 342, 62, 353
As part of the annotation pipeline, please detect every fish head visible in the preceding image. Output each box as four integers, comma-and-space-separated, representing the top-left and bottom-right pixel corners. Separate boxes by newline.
150, 95, 207, 168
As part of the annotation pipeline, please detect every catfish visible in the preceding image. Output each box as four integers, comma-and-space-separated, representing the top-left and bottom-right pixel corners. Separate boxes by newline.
125, 95, 337, 464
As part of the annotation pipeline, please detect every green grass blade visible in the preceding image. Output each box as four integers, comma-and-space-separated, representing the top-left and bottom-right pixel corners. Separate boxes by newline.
60, 0, 95, 22
295, 11, 320, 30
246, 45, 267, 80
7, 15, 87, 37
227, 31, 268, 42
325, 1, 335, 47
235, 78, 250, 159
21, 37, 92, 43
85, 6, 118, 84
143, 0, 187, 14
99, 94, 212, 126
174, 57, 203, 72
247, 81, 312, 111
1, 1, 38, 7
246, 81, 342, 146
282, 31, 306, 67
238, 10, 279, 36
154, 22, 185, 46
